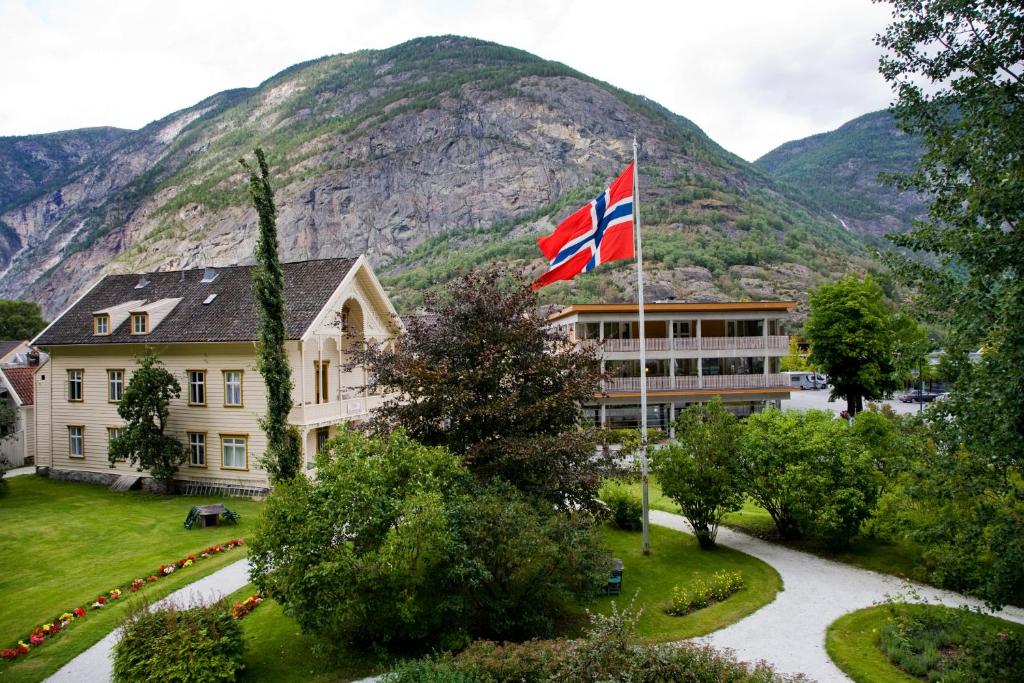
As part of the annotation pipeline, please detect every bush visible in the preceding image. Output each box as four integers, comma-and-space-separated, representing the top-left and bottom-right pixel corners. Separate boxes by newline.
384, 599, 806, 682
878, 604, 1023, 682
600, 481, 643, 531
112, 598, 244, 683
667, 571, 745, 616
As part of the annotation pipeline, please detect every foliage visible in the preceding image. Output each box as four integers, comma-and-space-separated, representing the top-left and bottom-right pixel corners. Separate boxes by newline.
878, 603, 1023, 683
108, 348, 186, 492
353, 266, 611, 508
780, 337, 811, 372
875, 0, 1024, 610
739, 409, 880, 546
248, 427, 608, 651
667, 571, 745, 616
0, 300, 46, 340
112, 598, 245, 683
805, 275, 914, 415
655, 398, 745, 549
384, 599, 806, 682
240, 148, 299, 483
599, 481, 643, 531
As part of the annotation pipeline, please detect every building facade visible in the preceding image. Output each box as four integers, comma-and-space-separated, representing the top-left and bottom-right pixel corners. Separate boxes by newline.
31, 256, 401, 491
547, 302, 796, 431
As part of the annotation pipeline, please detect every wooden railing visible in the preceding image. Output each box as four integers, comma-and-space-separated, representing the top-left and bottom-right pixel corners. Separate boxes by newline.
589, 335, 788, 352
288, 393, 387, 427
602, 373, 789, 393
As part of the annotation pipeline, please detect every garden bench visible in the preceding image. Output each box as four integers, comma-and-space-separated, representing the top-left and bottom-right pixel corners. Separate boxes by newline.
184, 504, 240, 529
603, 558, 624, 596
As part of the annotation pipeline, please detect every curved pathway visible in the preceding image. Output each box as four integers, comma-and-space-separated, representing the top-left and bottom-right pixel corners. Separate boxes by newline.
651, 509, 1024, 682
46, 559, 251, 683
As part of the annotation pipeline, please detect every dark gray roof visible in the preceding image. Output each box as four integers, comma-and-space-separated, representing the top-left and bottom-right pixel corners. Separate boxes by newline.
35, 258, 357, 345
0, 340, 23, 358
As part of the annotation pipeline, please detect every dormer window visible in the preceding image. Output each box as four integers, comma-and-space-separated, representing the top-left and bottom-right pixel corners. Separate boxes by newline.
93, 314, 110, 335
131, 313, 149, 335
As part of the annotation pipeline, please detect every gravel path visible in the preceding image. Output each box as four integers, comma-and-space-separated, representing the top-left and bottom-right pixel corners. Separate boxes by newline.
46, 559, 251, 683
651, 510, 1024, 682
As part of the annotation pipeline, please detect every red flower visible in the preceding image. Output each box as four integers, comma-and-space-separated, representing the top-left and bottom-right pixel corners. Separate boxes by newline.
0, 647, 18, 660
17, 643, 29, 654
50, 621, 62, 634
147, 575, 159, 582
73, 607, 85, 618
29, 634, 44, 646
96, 596, 106, 605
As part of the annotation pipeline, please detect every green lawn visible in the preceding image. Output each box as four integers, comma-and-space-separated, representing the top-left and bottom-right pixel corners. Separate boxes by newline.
594, 525, 782, 641
0, 475, 264, 682
826, 604, 1024, 683
613, 477, 926, 582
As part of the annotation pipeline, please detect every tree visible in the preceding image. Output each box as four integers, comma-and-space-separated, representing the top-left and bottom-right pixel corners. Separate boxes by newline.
779, 337, 810, 372
352, 266, 611, 508
875, 0, 1024, 607
805, 276, 909, 415
240, 148, 299, 483
654, 398, 745, 549
249, 427, 608, 650
739, 408, 879, 546
0, 299, 46, 340
108, 349, 186, 492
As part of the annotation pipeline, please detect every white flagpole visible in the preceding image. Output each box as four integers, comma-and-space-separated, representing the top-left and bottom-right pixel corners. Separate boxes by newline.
633, 135, 651, 556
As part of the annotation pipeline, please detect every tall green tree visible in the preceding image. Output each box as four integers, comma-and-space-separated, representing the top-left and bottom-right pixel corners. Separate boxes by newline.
240, 148, 299, 483
0, 299, 46, 340
352, 266, 610, 509
805, 276, 911, 415
109, 348, 186, 492
654, 398, 745, 549
874, 0, 1024, 606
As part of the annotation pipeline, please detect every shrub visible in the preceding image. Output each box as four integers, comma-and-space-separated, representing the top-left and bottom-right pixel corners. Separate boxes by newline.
599, 481, 642, 531
878, 603, 1023, 682
112, 598, 244, 683
666, 571, 745, 616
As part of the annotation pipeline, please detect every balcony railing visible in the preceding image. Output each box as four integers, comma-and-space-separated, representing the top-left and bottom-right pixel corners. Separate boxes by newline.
288, 393, 386, 427
602, 373, 790, 393
592, 335, 788, 353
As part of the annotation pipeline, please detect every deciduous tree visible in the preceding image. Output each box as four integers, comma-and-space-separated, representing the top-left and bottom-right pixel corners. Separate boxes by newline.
109, 349, 186, 492
0, 299, 46, 340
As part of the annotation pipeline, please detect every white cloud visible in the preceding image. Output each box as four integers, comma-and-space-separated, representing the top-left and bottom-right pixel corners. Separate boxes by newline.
0, 0, 897, 160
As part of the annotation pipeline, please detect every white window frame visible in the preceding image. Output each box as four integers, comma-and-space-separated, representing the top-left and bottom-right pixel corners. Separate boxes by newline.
188, 432, 207, 467
69, 426, 84, 458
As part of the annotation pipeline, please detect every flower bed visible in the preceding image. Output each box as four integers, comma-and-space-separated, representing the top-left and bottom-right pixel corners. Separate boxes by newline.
0, 538, 245, 662
230, 594, 263, 620
665, 570, 745, 616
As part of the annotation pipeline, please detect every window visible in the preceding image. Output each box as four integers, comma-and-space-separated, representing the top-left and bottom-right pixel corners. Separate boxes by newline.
67, 369, 83, 401
223, 371, 243, 406
221, 435, 247, 470
674, 358, 698, 376
108, 427, 125, 461
672, 321, 692, 338
726, 319, 763, 337
131, 313, 148, 335
188, 432, 206, 467
605, 359, 640, 378
188, 370, 206, 406
702, 358, 722, 376
313, 361, 330, 404
602, 321, 632, 339
107, 369, 124, 402
69, 426, 84, 458
94, 314, 110, 335
316, 427, 330, 453
576, 322, 601, 340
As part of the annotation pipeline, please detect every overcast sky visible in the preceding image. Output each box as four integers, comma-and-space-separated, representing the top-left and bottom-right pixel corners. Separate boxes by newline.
0, 0, 897, 161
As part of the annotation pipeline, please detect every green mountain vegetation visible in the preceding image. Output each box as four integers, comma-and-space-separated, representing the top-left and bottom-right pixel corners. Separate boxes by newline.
0, 36, 884, 315
755, 110, 926, 236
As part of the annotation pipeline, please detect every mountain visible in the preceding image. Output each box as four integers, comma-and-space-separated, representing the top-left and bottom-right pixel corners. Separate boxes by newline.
0, 36, 879, 317
755, 110, 926, 236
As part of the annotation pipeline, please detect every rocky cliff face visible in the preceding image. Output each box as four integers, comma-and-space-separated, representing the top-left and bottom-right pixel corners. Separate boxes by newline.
755, 110, 927, 236
0, 37, 875, 317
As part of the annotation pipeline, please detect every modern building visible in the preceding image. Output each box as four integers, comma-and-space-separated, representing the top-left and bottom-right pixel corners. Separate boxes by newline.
547, 301, 797, 430
30, 256, 401, 492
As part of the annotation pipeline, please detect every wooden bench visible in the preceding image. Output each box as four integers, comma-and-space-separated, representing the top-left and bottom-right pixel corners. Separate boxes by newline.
184, 504, 241, 529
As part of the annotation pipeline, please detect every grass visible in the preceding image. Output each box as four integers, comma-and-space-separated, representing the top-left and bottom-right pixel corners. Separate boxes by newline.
593, 524, 782, 642
614, 477, 927, 583
0, 475, 264, 682
826, 604, 1024, 683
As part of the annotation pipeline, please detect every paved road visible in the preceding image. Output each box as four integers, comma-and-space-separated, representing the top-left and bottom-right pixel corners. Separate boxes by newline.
782, 388, 928, 416
652, 510, 1024, 682
46, 559, 251, 683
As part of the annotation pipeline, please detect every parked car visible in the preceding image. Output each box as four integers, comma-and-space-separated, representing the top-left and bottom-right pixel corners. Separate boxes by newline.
785, 371, 828, 390
898, 389, 941, 403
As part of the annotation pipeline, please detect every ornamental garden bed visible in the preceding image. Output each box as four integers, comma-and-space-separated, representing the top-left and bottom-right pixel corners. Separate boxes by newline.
0, 475, 264, 682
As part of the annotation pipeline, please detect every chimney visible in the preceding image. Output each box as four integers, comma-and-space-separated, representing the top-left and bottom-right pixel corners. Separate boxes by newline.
201, 267, 218, 283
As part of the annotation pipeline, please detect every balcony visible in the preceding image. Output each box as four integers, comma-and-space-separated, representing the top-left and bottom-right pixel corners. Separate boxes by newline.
288, 394, 386, 427
602, 373, 790, 393
594, 335, 788, 353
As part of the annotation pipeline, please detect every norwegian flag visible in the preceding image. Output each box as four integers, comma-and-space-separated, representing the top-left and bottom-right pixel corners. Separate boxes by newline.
531, 162, 635, 290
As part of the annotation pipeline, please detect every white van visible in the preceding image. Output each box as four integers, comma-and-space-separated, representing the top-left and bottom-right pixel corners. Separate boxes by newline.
785, 371, 827, 390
